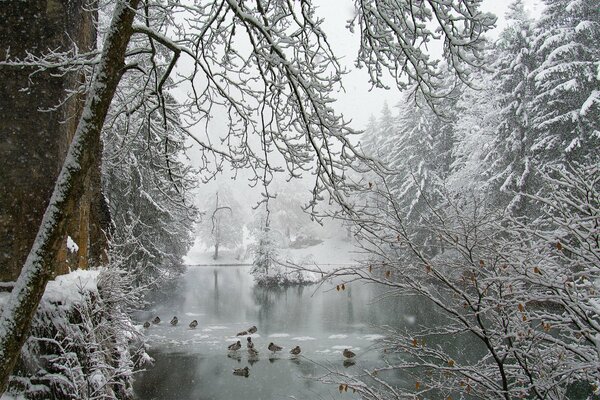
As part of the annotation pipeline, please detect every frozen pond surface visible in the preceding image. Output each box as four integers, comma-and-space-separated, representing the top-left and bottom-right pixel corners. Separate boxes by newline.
133, 265, 432, 399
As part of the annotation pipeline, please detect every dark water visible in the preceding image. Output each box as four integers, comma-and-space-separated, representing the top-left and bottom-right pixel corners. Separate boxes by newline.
132, 266, 437, 400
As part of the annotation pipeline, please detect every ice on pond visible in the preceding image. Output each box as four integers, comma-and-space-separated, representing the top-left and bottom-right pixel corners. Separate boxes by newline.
332, 345, 359, 351
203, 325, 228, 331
292, 336, 316, 341
328, 334, 348, 339
268, 333, 290, 338
361, 334, 385, 341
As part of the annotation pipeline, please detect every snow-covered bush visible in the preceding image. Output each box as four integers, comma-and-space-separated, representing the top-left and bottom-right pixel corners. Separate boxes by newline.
249, 223, 321, 286
3, 268, 149, 400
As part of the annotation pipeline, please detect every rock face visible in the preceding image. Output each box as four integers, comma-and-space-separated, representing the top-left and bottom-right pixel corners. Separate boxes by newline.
0, 0, 108, 283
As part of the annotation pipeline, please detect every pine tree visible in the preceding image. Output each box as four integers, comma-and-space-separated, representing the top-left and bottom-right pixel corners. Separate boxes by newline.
531, 0, 600, 165
488, 1, 538, 215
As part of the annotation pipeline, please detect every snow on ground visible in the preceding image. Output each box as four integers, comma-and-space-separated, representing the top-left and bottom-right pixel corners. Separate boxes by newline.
184, 236, 363, 267
1, 269, 100, 311
42, 269, 100, 306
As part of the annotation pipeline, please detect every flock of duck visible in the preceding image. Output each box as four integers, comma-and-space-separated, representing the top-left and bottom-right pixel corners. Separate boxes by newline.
143, 316, 356, 378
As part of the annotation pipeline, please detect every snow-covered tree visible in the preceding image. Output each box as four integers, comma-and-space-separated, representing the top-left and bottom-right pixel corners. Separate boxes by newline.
486, 1, 538, 216
530, 0, 600, 165
198, 189, 243, 260
447, 71, 499, 199
250, 222, 282, 286
103, 91, 197, 286
312, 162, 599, 399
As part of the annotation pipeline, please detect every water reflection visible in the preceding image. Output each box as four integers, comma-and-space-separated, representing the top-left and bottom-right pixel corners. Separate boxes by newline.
134, 266, 437, 399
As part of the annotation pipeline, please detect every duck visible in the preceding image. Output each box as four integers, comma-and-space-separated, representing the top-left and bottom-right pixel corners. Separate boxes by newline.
152, 316, 161, 324
343, 348, 356, 359
268, 342, 283, 354
170, 316, 178, 326
248, 347, 259, 357
143, 321, 151, 329
290, 346, 301, 356
189, 320, 198, 329
236, 330, 248, 336
228, 340, 242, 351
247, 325, 257, 334
247, 337, 254, 349
232, 366, 250, 377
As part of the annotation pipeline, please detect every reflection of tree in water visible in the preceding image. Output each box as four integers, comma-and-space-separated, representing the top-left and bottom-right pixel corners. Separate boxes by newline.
253, 285, 286, 328
134, 353, 201, 399
289, 357, 320, 390
213, 268, 219, 315
346, 287, 355, 326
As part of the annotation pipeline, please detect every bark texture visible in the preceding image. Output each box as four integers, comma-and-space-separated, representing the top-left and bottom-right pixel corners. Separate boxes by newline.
0, 0, 140, 394
0, 0, 106, 284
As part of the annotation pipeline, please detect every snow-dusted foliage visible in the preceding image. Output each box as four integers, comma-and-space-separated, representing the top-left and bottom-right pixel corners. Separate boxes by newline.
103, 81, 198, 286
530, 0, 600, 164
3, 269, 148, 400
316, 162, 599, 399
486, 1, 538, 215
250, 223, 283, 286
249, 212, 319, 286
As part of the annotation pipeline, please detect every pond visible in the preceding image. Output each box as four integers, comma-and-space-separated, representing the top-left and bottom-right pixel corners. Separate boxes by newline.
132, 265, 446, 399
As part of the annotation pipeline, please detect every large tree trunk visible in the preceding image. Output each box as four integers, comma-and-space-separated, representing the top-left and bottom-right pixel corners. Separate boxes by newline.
0, 0, 106, 285
0, 0, 140, 394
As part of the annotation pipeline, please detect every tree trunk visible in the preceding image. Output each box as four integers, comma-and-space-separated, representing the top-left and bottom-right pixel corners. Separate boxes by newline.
0, 0, 100, 284
214, 243, 219, 260
0, 0, 140, 394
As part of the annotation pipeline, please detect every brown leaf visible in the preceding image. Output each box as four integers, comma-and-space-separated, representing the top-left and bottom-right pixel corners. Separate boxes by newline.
534, 266, 541, 274
518, 303, 524, 312
543, 323, 551, 332
368, 182, 373, 188
336, 285, 340, 291
341, 283, 346, 290
556, 242, 562, 251
522, 315, 527, 322
385, 270, 391, 278
425, 264, 431, 274
448, 359, 455, 367
415, 381, 421, 390
339, 384, 343, 393
412, 338, 418, 347
479, 260, 485, 267
368, 265, 372, 272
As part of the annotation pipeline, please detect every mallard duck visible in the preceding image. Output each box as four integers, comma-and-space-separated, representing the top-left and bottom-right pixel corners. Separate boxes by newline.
343, 348, 356, 359
247, 325, 257, 334
233, 366, 250, 377
189, 320, 198, 329
290, 346, 301, 356
170, 316, 178, 326
236, 330, 248, 336
247, 337, 254, 349
248, 347, 259, 357
152, 316, 161, 324
268, 342, 283, 353
143, 321, 151, 329
228, 340, 242, 351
